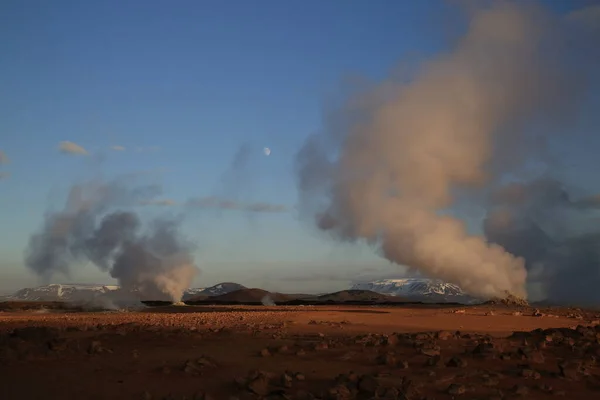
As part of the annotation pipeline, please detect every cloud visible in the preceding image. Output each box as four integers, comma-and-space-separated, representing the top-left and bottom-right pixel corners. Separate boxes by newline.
111, 145, 125, 151
187, 196, 289, 213
139, 199, 177, 206
0, 150, 9, 164
58, 141, 88, 156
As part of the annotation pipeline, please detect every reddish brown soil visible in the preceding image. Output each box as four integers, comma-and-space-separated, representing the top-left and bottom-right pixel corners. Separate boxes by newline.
1, 304, 599, 400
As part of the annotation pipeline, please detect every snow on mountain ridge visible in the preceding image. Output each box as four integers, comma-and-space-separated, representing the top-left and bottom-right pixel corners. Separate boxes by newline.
351, 278, 480, 304
7, 283, 207, 302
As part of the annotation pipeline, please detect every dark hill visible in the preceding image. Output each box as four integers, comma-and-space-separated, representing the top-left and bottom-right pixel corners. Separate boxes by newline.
188, 288, 291, 304
316, 289, 400, 303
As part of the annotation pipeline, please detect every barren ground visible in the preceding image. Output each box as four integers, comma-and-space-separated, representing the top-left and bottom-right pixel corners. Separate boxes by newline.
1, 304, 600, 400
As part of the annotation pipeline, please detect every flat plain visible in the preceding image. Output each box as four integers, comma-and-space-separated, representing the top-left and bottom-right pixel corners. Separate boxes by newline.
1, 303, 600, 400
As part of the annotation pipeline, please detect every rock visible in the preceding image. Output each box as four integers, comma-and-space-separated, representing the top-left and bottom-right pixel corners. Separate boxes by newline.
260, 348, 272, 357
386, 333, 401, 346
11, 327, 60, 342
446, 357, 467, 368
281, 373, 293, 388
425, 355, 441, 367
482, 376, 500, 387
512, 384, 529, 395
296, 349, 306, 356
377, 353, 397, 367
436, 331, 453, 340
87, 340, 107, 355
328, 384, 352, 400
246, 371, 271, 396
357, 375, 379, 394
446, 383, 466, 395
559, 361, 582, 380
277, 345, 289, 354
314, 342, 328, 350
472, 342, 496, 358
421, 348, 441, 357
520, 368, 541, 380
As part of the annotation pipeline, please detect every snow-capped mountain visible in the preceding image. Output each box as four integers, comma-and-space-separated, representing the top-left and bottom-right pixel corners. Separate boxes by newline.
8, 284, 120, 302
351, 278, 481, 304
196, 282, 247, 297
6, 284, 207, 302
4, 282, 247, 303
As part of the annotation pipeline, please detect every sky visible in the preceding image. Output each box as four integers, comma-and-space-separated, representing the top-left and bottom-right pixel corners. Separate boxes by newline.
0, 0, 595, 295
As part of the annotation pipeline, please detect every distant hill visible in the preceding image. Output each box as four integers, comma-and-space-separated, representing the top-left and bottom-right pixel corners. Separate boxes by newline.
316, 289, 400, 303
198, 282, 247, 297
203, 288, 291, 304
180, 282, 246, 300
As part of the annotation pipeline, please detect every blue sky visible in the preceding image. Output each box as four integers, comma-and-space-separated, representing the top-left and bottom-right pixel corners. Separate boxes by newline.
0, 0, 593, 294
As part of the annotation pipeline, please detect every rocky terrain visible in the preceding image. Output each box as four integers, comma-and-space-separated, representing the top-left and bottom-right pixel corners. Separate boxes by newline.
1, 302, 599, 399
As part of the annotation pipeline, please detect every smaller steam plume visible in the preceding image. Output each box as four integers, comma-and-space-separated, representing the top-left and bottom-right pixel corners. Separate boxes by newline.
25, 179, 199, 302
484, 179, 600, 306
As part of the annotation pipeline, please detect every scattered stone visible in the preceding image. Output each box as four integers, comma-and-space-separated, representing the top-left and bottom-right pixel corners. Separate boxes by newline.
446, 356, 467, 368
281, 373, 293, 388
421, 348, 441, 357
425, 355, 441, 367
260, 348, 272, 357
446, 383, 466, 395
559, 360, 582, 379
277, 345, 289, 354
512, 384, 529, 395
520, 368, 541, 380
87, 340, 110, 355
357, 375, 379, 394
436, 331, 453, 340
328, 384, 352, 400
245, 370, 272, 396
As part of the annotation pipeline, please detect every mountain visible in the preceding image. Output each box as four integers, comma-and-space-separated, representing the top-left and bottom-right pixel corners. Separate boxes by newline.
7, 284, 121, 302
351, 278, 480, 304
5, 284, 208, 303
204, 288, 291, 304
316, 289, 399, 303
197, 282, 246, 297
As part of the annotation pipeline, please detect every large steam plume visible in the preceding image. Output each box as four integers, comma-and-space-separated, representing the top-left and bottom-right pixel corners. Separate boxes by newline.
296, 2, 599, 300
25, 179, 199, 302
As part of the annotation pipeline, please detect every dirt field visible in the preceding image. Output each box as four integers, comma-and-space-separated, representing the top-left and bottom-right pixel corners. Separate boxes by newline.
1, 304, 600, 399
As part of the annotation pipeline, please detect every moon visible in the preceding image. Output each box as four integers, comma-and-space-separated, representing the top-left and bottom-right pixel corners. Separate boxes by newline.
263, 147, 271, 156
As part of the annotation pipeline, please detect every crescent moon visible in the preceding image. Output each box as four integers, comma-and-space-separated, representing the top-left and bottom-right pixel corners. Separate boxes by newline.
263, 147, 271, 156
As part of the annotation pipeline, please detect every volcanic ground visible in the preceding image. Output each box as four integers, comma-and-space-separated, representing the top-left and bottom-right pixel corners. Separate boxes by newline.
1, 302, 600, 400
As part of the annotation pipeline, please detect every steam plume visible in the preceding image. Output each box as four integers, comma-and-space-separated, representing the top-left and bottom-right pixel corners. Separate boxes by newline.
484, 179, 600, 306
24, 179, 199, 302
296, 2, 598, 300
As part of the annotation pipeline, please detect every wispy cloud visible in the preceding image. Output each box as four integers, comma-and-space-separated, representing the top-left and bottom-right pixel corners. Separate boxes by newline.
111, 145, 125, 151
139, 199, 177, 206
0, 150, 9, 164
187, 196, 289, 213
58, 141, 88, 156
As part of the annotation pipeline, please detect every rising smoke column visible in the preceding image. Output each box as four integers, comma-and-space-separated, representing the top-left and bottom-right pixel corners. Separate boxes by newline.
484, 179, 600, 306
295, 2, 597, 300
25, 179, 199, 302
